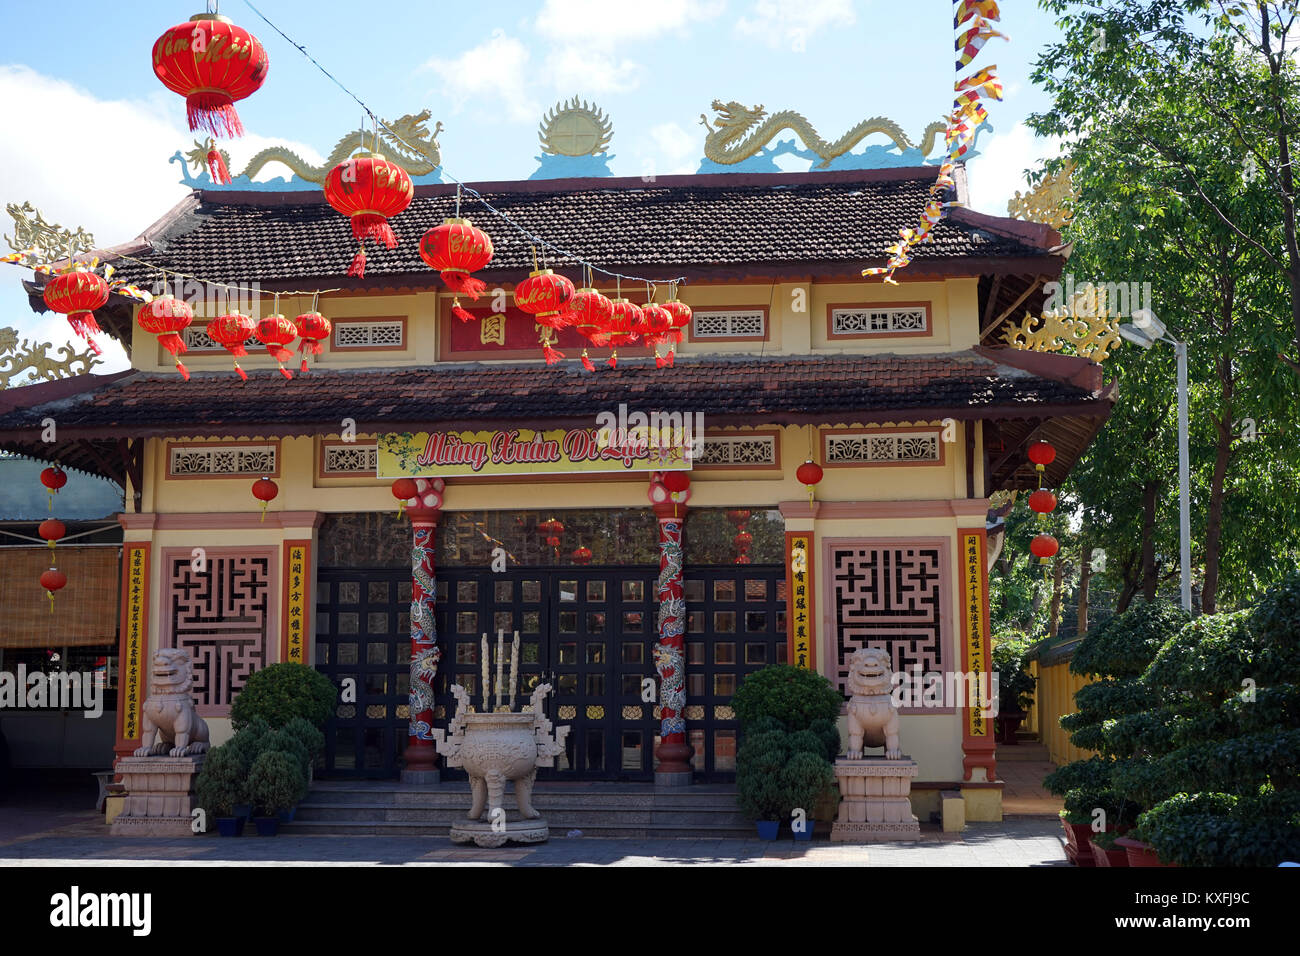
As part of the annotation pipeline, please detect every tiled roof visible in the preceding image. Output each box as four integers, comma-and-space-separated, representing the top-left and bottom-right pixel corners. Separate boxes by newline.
0, 351, 1105, 440
109, 169, 1059, 286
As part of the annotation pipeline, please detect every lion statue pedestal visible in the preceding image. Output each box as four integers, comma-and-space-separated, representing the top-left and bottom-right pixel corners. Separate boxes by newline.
111, 648, 209, 836
830, 647, 921, 842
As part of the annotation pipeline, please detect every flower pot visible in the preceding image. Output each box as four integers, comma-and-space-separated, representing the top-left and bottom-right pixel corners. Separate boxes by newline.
1115, 836, 1177, 867
233, 803, 253, 822
277, 806, 297, 824
215, 817, 244, 837
791, 821, 813, 842
1061, 819, 1097, 867
997, 711, 1025, 744
756, 820, 780, 840
1090, 840, 1128, 867
254, 816, 280, 837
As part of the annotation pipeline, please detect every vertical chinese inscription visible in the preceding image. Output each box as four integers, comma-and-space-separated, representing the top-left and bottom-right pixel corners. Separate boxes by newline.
786, 533, 813, 670
960, 532, 989, 737
120, 544, 148, 742
282, 542, 310, 664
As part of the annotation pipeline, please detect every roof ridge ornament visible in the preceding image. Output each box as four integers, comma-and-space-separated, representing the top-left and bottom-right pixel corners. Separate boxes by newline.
530, 97, 615, 180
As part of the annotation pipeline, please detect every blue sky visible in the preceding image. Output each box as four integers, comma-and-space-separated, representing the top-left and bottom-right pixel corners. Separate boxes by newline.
0, 0, 1067, 374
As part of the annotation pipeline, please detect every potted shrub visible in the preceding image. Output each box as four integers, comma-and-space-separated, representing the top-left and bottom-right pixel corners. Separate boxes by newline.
225, 718, 273, 820
284, 715, 325, 780
731, 665, 844, 729
992, 634, 1037, 744
195, 744, 247, 837
736, 730, 790, 839
782, 750, 837, 841
230, 662, 337, 731
248, 750, 302, 836
1089, 829, 1128, 867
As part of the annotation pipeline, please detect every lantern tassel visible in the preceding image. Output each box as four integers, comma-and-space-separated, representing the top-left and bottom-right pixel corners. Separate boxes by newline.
655, 351, 667, 369
175, 357, 190, 382
581, 349, 594, 372
542, 344, 565, 365
67, 313, 104, 354
589, 332, 610, 347
260, 500, 268, 522
233, 361, 247, 382
665, 349, 676, 368
351, 214, 398, 249
607, 351, 618, 369
207, 148, 232, 185
451, 299, 475, 322
276, 363, 293, 380
48, 591, 55, 613
442, 272, 487, 298
186, 91, 245, 138
348, 247, 367, 278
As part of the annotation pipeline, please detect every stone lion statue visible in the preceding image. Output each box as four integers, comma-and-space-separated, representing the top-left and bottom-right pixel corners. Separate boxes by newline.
133, 648, 210, 758
844, 646, 902, 760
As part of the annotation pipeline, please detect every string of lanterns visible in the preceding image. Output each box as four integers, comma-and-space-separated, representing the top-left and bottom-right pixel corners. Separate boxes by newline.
37, 467, 68, 610
727, 509, 753, 565
1026, 439, 1059, 574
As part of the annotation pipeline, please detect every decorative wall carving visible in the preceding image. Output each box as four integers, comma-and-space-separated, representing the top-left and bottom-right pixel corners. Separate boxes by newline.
824, 431, 940, 465
830, 307, 926, 336
691, 310, 766, 338
169, 443, 277, 477
696, 434, 777, 467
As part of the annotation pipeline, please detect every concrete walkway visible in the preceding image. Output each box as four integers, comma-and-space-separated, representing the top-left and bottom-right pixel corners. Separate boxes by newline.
996, 741, 1065, 817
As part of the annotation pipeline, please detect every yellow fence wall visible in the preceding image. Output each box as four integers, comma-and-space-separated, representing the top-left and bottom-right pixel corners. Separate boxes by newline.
1033, 658, 1096, 766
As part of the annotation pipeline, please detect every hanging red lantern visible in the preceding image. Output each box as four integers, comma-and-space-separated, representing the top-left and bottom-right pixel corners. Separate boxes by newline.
726, 509, 752, 529
566, 287, 614, 371
39, 518, 65, 551
323, 154, 414, 278
1030, 533, 1059, 563
251, 476, 278, 520
40, 466, 67, 511
515, 270, 575, 365
152, 13, 268, 137
734, 553, 752, 565
662, 298, 692, 345
733, 531, 753, 552
662, 471, 690, 494
1028, 489, 1058, 514
206, 312, 256, 380
44, 269, 110, 355
605, 299, 643, 368
39, 566, 66, 613
571, 545, 592, 565
1027, 440, 1057, 471
295, 311, 331, 373
640, 303, 675, 368
137, 295, 195, 379
538, 518, 565, 538
255, 313, 297, 379
545, 535, 561, 548
796, 459, 824, 504
419, 219, 494, 320
392, 477, 417, 517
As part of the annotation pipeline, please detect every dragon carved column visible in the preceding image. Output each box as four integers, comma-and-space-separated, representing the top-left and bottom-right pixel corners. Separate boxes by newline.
402, 477, 444, 783
649, 473, 693, 786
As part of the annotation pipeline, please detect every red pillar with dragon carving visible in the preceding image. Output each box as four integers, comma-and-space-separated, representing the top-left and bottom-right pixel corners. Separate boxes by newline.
400, 477, 444, 783
648, 472, 693, 786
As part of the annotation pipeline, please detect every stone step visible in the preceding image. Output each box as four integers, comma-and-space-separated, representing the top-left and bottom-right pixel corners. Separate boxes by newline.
293, 803, 748, 827
279, 818, 765, 839
305, 785, 738, 809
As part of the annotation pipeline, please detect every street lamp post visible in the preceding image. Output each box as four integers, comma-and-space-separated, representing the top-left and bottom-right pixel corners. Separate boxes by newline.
1119, 309, 1193, 613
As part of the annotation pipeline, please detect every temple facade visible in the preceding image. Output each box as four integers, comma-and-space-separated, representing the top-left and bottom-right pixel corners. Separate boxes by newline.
0, 163, 1112, 821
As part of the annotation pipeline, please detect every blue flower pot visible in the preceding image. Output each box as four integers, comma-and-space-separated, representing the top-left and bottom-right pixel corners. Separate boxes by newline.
254, 816, 280, 837
756, 820, 780, 840
277, 806, 297, 824
791, 822, 813, 841
233, 803, 253, 822
215, 817, 244, 837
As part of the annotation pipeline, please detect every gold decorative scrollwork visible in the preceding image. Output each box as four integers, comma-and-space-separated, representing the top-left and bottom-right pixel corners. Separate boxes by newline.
0, 327, 102, 389
5, 201, 96, 267
1007, 160, 1075, 230
1001, 282, 1122, 362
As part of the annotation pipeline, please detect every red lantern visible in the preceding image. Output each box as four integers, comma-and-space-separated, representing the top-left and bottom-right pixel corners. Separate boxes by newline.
40, 466, 67, 511
251, 476, 278, 520
419, 219, 494, 319
572, 545, 592, 565
662, 298, 692, 344
726, 509, 751, 529
137, 295, 194, 380
662, 471, 690, 493
605, 299, 644, 368
566, 287, 614, 371
734, 553, 752, 565
256, 314, 298, 379
734, 531, 753, 552
323, 154, 414, 278
538, 518, 565, 537
545, 535, 562, 547
1027, 440, 1057, 471
1030, 533, 1059, 563
515, 270, 575, 365
295, 311, 331, 373
39, 566, 66, 613
152, 14, 268, 137
1028, 489, 1058, 514
640, 303, 674, 367
44, 269, 110, 355
206, 312, 256, 380
796, 459, 824, 504
39, 518, 65, 551
391, 477, 417, 517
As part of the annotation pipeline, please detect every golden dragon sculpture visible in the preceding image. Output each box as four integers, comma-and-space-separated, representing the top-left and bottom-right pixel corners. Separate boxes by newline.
700, 100, 947, 168
227, 110, 444, 184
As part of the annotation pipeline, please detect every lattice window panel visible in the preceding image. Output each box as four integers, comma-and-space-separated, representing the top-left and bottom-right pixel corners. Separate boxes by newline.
333, 320, 404, 349
831, 307, 927, 335
165, 552, 271, 710
824, 431, 939, 464
169, 444, 277, 477
323, 443, 378, 475
696, 435, 778, 466
182, 326, 265, 352
830, 545, 946, 697
692, 310, 766, 339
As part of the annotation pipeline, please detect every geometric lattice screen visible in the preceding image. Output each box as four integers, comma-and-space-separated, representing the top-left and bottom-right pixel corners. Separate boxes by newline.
164, 551, 272, 712
828, 543, 947, 700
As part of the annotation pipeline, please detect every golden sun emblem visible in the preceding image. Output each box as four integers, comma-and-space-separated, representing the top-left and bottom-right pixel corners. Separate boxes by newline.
538, 97, 613, 157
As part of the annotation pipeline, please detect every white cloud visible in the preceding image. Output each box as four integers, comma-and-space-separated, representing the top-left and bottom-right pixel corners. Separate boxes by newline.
423, 30, 540, 123
965, 121, 1063, 217
544, 47, 642, 96
536, 0, 726, 44
735, 0, 856, 49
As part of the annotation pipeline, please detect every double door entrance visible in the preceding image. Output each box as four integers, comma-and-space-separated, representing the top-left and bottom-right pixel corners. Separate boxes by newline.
315, 564, 787, 781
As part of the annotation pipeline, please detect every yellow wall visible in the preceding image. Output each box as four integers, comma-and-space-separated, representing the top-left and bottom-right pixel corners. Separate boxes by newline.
1035, 657, 1095, 766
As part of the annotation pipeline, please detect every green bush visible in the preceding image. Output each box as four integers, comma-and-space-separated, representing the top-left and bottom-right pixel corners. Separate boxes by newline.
1071, 600, 1190, 679
283, 716, 325, 765
230, 663, 337, 731
248, 750, 305, 817
993, 635, 1037, 713
787, 729, 826, 758
735, 733, 790, 821
1135, 789, 1300, 867
195, 743, 247, 818
263, 729, 311, 786
779, 751, 837, 824
745, 715, 788, 736
731, 665, 843, 731
808, 717, 842, 761
225, 718, 272, 774
1143, 610, 1254, 700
